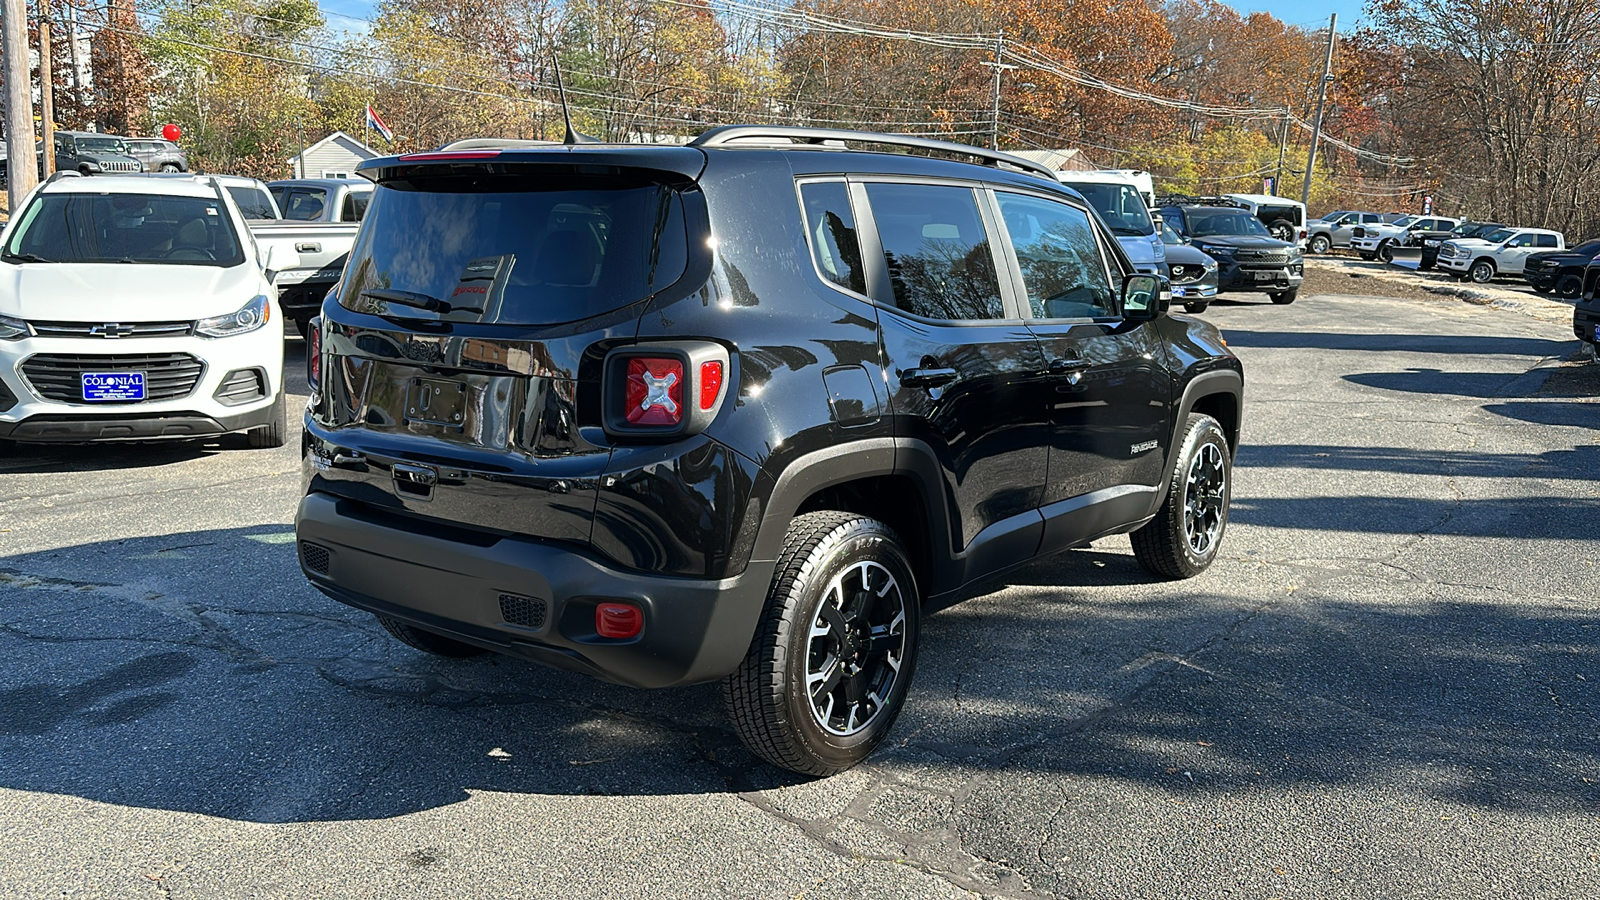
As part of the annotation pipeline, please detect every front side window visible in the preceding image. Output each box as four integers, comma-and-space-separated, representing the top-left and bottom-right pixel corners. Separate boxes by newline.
798, 181, 865, 295
864, 182, 1002, 321
3, 192, 244, 266
282, 188, 328, 221
996, 192, 1115, 319
341, 174, 689, 326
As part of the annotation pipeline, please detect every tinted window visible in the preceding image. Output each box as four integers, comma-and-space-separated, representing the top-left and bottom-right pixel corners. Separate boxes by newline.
76, 137, 128, 154
4, 192, 244, 267
1392, 216, 1418, 228
340, 190, 371, 222
1536, 234, 1559, 248
1258, 204, 1302, 226
865, 182, 1002, 320
1058, 182, 1153, 237
227, 185, 278, 220
282, 188, 327, 221
798, 181, 865, 295
341, 174, 690, 326
996, 192, 1115, 319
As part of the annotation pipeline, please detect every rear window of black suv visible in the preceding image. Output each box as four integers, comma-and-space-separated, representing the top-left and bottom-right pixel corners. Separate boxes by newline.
340, 173, 689, 326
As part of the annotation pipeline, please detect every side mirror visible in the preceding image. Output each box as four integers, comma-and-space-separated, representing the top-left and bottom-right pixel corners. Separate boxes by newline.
1150, 212, 1164, 229
1122, 274, 1164, 322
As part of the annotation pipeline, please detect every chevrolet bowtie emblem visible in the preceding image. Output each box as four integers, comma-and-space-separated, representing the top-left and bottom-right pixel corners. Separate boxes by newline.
89, 323, 134, 338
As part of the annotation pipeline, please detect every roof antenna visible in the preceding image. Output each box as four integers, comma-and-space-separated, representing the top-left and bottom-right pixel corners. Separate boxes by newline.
550, 50, 598, 145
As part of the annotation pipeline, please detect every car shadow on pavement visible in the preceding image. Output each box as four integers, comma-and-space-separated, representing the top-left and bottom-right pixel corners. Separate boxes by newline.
1222, 330, 1570, 357
1, 525, 1597, 823
1237, 443, 1600, 480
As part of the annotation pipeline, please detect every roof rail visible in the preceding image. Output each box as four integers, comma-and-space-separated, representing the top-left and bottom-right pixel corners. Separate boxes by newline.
690, 125, 1059, 182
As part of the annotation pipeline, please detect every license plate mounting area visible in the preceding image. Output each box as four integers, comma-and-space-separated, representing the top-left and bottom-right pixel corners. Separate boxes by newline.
406, 377, 468, 428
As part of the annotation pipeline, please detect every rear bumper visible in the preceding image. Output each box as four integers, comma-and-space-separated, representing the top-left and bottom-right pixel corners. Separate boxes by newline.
294, 491, 776, 689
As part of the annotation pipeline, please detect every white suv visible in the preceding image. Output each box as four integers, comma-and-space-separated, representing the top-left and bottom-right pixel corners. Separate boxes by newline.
0, 174, 298, 446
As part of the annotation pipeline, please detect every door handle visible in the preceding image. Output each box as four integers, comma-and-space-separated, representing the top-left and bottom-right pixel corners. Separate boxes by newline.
901, 367, 958, 389
296, 242, 321, 253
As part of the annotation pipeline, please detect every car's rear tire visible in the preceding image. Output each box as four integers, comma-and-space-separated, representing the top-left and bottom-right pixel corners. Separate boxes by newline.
1469, 259, 1496, 284
159, 163, 181, 173
1531, 281, 1553, 295
1183, 301, 1210, 314
1555, 273, 1583, 300
1131, 414, 1232, 580
376, 615, 488, 657
1270, 289, 1298, 304
1308, 234, 1331, 254
246, 393, 288, 449
723, 511, 920, 776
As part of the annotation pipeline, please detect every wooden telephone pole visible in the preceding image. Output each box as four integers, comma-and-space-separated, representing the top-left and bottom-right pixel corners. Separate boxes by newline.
39, 0, 55, 174
3, 0, 39, 207
1300, 14, 1338, 209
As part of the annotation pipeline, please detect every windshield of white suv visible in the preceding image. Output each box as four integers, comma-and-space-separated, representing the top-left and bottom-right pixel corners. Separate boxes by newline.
1060, 182, 1154, 237
1187, 211, 1272, 238
340, 174, 689, 325
75, 137, 129, 155
1482, 229, 1514, 244
2, 192, 245, 266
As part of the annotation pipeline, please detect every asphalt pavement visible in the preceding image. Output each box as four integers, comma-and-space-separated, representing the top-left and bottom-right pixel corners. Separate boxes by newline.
1, 290, 1596, 899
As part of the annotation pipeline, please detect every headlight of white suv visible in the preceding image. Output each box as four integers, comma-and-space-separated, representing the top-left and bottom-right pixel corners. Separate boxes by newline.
196, 295, 271, 339
0, 313, 28, 340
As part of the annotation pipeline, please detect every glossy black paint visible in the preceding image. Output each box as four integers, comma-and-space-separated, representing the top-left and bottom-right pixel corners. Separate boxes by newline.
298, 138, 1244, 688
1524, 242, 1600, 292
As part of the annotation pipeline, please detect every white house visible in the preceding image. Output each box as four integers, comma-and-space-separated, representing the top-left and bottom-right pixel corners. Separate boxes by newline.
287, 131, 380, 179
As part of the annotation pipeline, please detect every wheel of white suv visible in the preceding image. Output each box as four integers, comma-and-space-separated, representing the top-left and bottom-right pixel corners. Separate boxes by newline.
1469, 260, 1496, 284
1183, 301, 1210, 314
723, 511, 920, 776
246, 393, 288, 449
1308, 234, 1331, 254
1131, 414, 1232, 580
1270, 289, 1298, 304
377, 615, 488, 657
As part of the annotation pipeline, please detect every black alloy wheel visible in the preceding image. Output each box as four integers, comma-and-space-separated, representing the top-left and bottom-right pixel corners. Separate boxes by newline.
1555, 273, 1583, 300
724, 511, 921, 776
1132, 414, 1233, 579
1378, 241, 1395, 263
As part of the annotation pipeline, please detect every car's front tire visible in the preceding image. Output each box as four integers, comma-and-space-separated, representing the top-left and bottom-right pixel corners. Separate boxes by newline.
724, 511, 920, 776
1555, 273, 1583, 300
1378, 241, 1396, 263
159, 163, 181, 173
1469, 260, 1496, 284
1131, 414, 1232, 580
1308, 234, 1331, 254
1270, 289, 1298, 304
1183, 301, 1210, 314
246, 393, 288, 449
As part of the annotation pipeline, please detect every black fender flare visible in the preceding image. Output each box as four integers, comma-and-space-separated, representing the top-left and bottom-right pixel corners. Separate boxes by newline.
1151, 368, 1243, 514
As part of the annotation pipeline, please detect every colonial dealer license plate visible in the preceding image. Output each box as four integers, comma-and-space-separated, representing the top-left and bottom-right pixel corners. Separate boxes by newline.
82, 371, 146, 402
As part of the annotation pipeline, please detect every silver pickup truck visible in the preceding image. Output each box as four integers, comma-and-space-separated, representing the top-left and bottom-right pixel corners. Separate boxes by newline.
255, 178, 373, 335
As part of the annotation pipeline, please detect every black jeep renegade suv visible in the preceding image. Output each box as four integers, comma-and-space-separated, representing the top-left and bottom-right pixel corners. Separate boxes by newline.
295, 127, 1244, 775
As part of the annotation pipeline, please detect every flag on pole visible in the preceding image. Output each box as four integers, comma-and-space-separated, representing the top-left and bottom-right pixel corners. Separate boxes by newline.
365, 104, 394, 143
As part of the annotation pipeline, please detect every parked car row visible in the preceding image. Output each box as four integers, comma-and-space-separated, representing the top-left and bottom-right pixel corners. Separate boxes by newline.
1153, 195, 1305, 312
0, 131, 188, 185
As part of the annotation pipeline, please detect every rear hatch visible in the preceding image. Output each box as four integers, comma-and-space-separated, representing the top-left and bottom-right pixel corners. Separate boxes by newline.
310, 148, 705, 546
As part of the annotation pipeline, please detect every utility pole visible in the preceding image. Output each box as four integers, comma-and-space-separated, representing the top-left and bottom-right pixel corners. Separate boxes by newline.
1273, 109, 1289, 197
64, 0, 78, 93
1300, 13, 1337, 209
3, 0, 38, 207
980, 30, 1016, 151
38, 0, 54, 175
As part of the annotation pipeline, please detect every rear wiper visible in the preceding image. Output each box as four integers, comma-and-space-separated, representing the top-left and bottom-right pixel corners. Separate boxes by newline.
362, 288, 483, 315
2, 252, 54, 263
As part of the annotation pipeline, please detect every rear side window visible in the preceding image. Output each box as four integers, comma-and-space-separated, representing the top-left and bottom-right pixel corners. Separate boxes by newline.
1536, 234, 1559, 248
798, 181, 865, 295
341, 174, 690, 326
1259, 204, 1301, 226
864, 182, 1002, 320
227, 186, 278, 220
282, 188, 327, 221
340, 191, 371, 222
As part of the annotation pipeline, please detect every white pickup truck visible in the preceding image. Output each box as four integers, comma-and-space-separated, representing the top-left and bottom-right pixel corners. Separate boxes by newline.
1435, 226, 1564, 284
1350, 214, 1460, 262
252, 178, 372, 335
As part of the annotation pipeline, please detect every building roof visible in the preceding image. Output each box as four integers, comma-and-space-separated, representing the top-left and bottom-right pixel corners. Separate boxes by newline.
286, 131, 380, 164
1004, 147, 1098, 172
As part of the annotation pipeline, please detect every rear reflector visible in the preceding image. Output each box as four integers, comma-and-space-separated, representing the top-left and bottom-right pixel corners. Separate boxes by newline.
595, 602, 643, 639
698, 360, 723, 411
307, 323, 321, 393
624, 357, 684, 426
